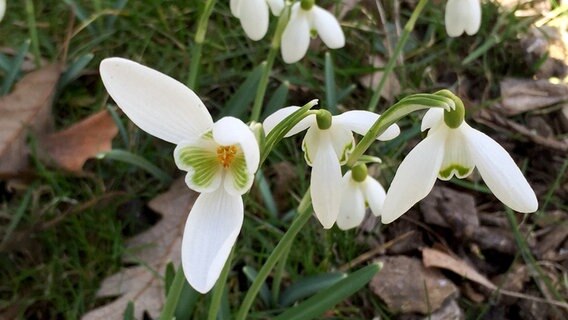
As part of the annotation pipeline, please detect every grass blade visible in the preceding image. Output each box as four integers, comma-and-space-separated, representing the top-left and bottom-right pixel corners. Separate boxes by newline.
279, 272, 346, 307
223, 64, 263, 118
1, 40, 30, 95
324, 52, 337, 114
96, 149, 172, 184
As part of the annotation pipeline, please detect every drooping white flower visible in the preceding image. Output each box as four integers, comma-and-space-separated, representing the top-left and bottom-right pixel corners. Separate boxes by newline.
382, 108, 538, 224
231, 0, 285, 41
100, 58, 259, 293
264, 107, 399, 228
0, 0, 6, 22
445, 0, 481, 37
337, 167, 386, 230
280, 1, 345, 64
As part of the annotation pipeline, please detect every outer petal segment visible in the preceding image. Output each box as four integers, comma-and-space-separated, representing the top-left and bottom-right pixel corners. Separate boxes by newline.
239, 0, 269, 41
181, 189, 243, 293
445, 0, 481, 37
382, 127, 447, 223
100, 58, 213, 144
281, 4, 311, 63
266, 0, 285, 16
362, 176, 386, 217
310, 131, 342, 228
174, 136, 223, 193
334, 110, 400, 141
311, 6, 345, 49
337, 172, 365, 230
263, 106, 315, 137
464, 124, 538, 213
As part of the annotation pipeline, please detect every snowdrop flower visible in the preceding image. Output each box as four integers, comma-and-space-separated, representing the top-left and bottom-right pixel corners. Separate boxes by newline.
445, 0, 481, 37
264, 108, 399, 228
100, 58, 259, 293
337, 164, 386, 230
382, 91, 537, 224
231, 0, 285, 40
0, 0, 5, 22
281, 0, 345, 63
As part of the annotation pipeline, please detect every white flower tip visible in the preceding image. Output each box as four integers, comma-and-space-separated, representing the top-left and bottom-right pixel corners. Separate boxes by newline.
512, 192, 538, 213
445, 0, 481, 37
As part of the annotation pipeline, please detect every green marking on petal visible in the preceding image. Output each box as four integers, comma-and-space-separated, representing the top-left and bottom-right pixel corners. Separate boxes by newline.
339, 141, 354, 164
229, 152, 249, 191
302, 140, 313, 165
439, 164, 472, 180
177, 146, 220, 188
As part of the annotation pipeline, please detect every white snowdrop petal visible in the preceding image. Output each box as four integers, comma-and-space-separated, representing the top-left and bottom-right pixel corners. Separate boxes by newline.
382, 127, 447, 224
100, 58, 213, 144
463, 124, 538, 213
464, 0, 481, 35
438, 127, 475, 180
445, 0, 466, 37
421, 108, 444, 132
239, 0, 269, 41
362, 176, 386, 217
281, 5, 311, 63
0, 0, 5, 22
181, 189, 243, 293
328, 124, 354, 164
213, 117, 260, 175
266, 0, 285, 16
310, 132, 342, 229
333, 110, 400, 141
174, 137, 223, 193
311, 6, 345, 49
263, 106, 316, 137
230, 0, 240, 17
337, 172, 366, 230
302, 126, 320, 166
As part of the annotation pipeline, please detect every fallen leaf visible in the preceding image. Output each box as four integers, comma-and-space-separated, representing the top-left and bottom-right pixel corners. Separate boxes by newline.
422, 248, 497, 290
82, 179, 197, 320
41, 110, 118, 172
476, 109, 568, 152
370, 256, 458, 314
498, 78, 568, 116
359, 55, 401, 101
422, 299, 464, 320
0, 65, 61, 174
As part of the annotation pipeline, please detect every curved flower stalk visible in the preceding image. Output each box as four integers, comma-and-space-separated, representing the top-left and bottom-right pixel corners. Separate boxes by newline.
99, 58, 260, 293
281, 0, 345, 63
382, 92, 537, 224
264, 107, 399, 228
337, 164, 386, 230
445, 0, 481, 37
231, 0, 285, 40
0, 0, 5, 22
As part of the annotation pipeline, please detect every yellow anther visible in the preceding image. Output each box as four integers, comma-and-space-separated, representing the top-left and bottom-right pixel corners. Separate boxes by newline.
216, 145, 238, 168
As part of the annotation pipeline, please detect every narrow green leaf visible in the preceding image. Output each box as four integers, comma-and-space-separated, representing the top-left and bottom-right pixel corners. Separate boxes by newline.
123, 302, 135, 320
1, 186, 34, 246
279, 272, 346, 307
223, 64, 263, 118
324, 52, 337, 114
164, 262, 176, 295
106, 104, 129, 147
1, 40, 30, 95
243, 266, 272, 306
106, 0, 129, 30
262, 81, 290, 121
96, 149, 172, 184
0, 53, 11, 73
274, 263, 382, 320
336, 84, 356, 104
174, 282, 201, 320
63, 0, 97, 34
58, 53, 94, 90
255, 171, 278, 220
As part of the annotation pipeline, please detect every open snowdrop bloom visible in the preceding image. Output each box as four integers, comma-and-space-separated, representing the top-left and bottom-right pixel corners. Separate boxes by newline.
230, 0, 284, 40
264, 107, 399, 228
382, 91, 537, 224
337, 164, 386, 230
281, 0, 345, 63
99, 58, 260, 293
445, 0, 481, 37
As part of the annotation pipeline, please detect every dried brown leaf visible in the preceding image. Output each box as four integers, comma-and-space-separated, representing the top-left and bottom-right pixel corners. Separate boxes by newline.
82, 179, 197, 320
0, 65, 61, 174
41, 110, 118, 172
422, 247, 497, 290
499, 78, 568, 115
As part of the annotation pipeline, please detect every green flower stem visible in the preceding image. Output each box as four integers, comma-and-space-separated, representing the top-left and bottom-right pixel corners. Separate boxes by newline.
367, 0, 428, 111
271, 239, 292, 305
250, 6, 290, 122
347, 93, 455, 167
235, 191, 313, 320
25, 0, 41, 67
187, 0, 217, 89
207, 248, 235, 320
159, 265, 186, 320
